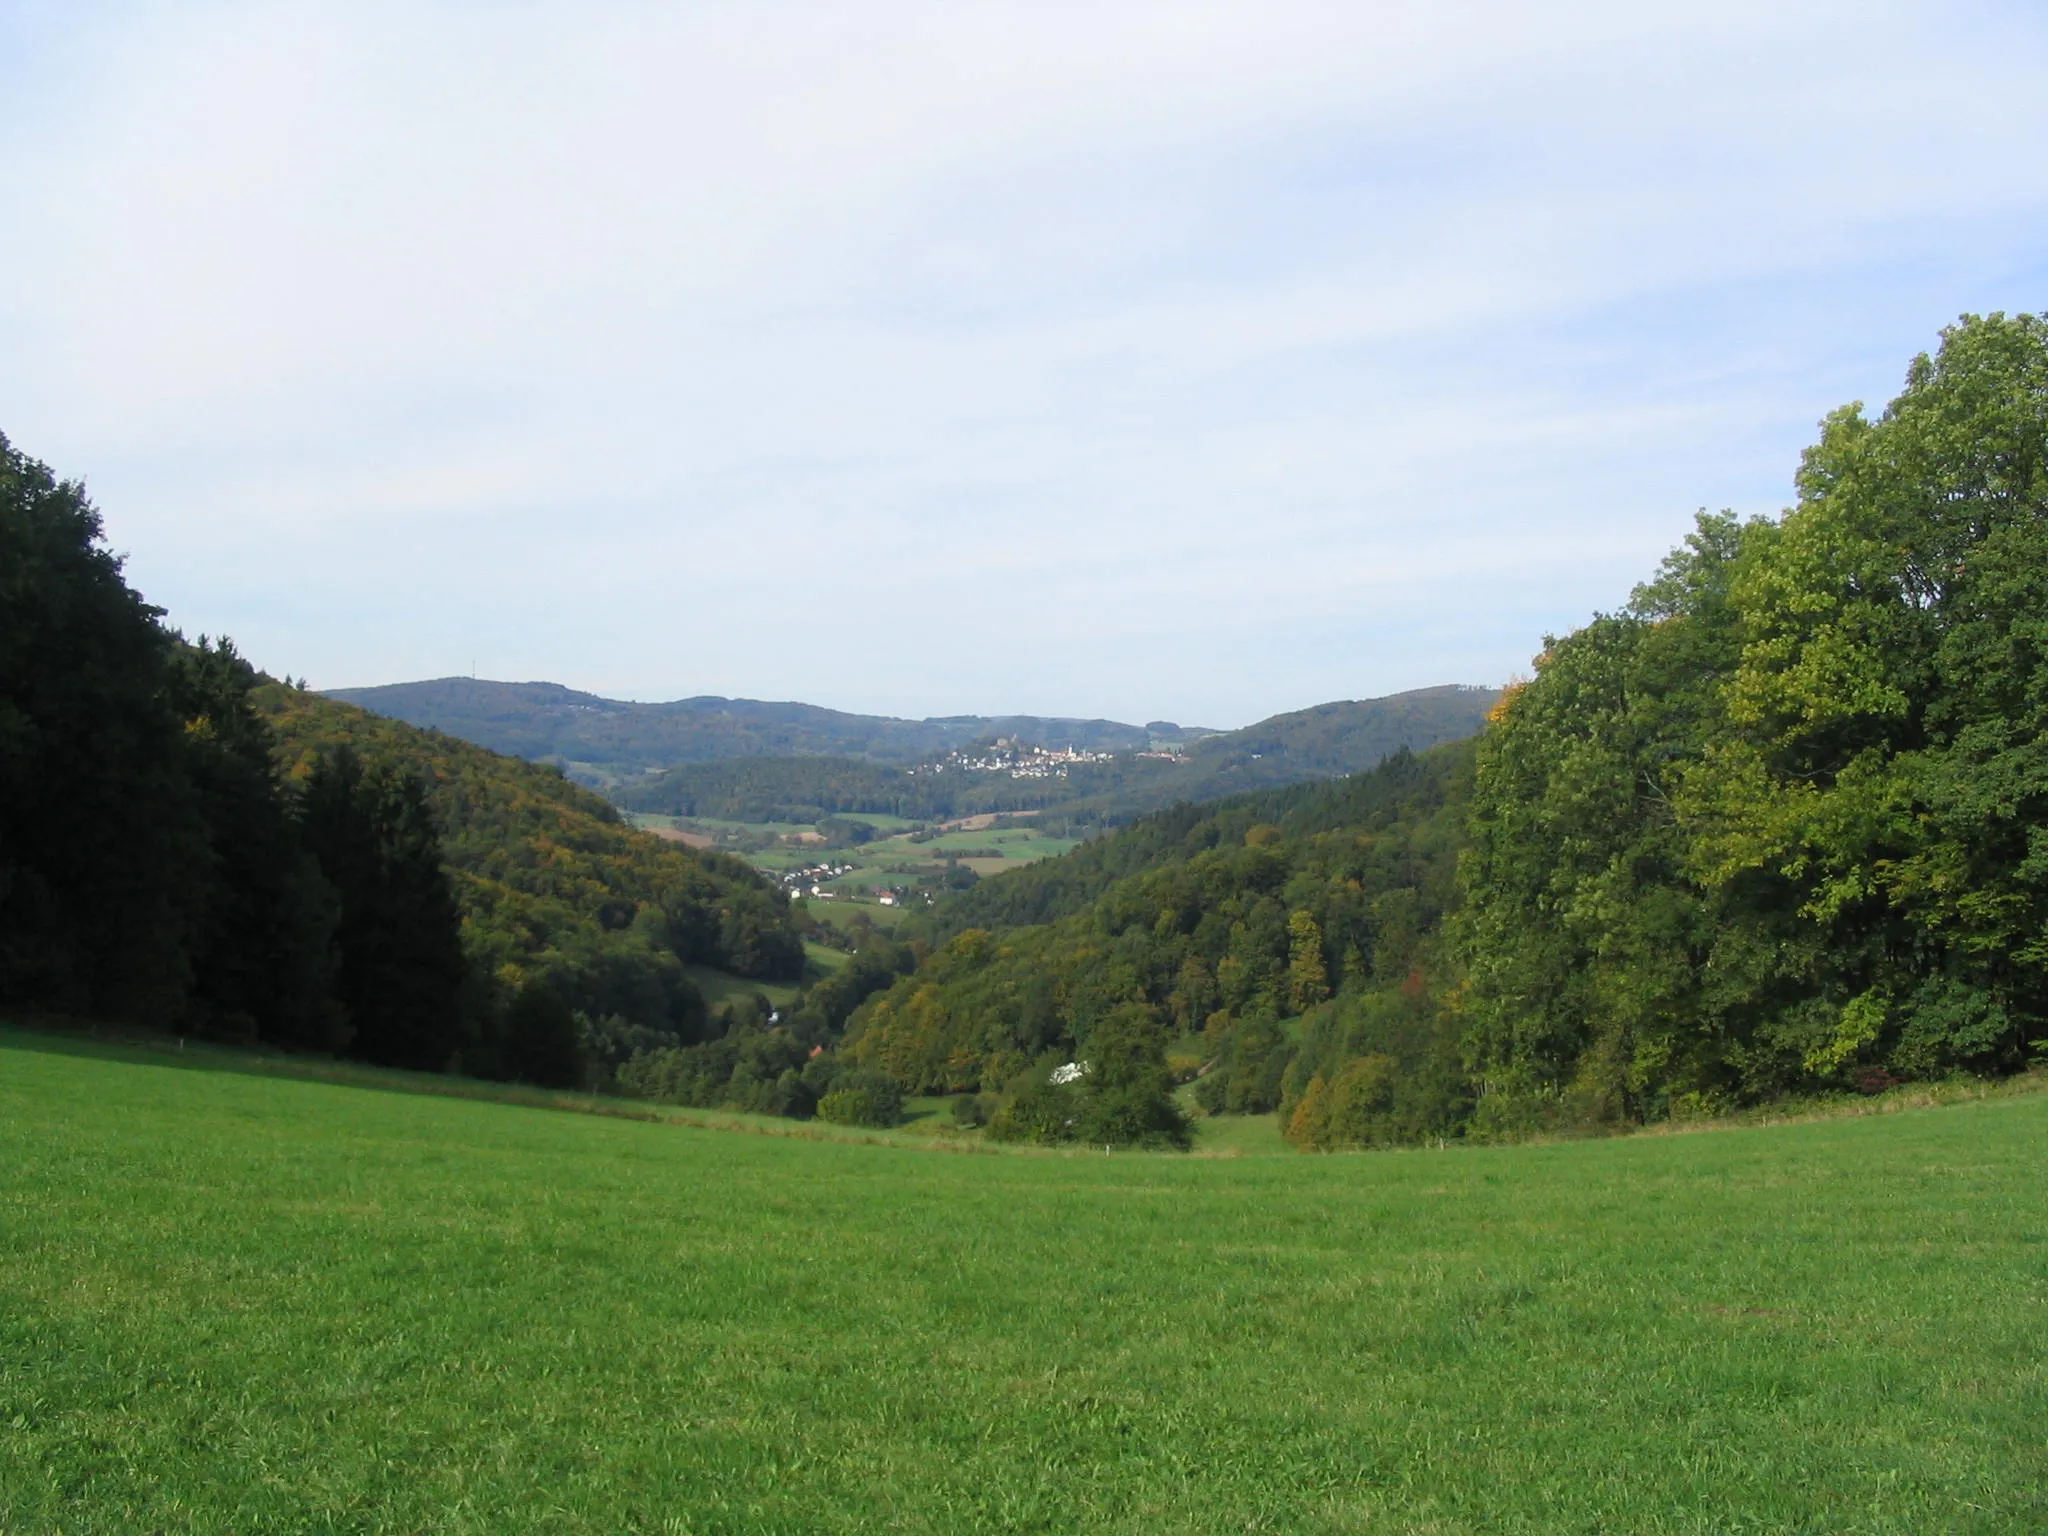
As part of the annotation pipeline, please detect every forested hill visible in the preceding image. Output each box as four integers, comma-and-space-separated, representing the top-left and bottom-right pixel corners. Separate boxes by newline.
844, 742, 1476, 1140
1095, 685, 1497, 815
4, 424, 808, 1096
1181, 686, 1495, 775
843, 312, 2048, 1151
920, 748, 1463, 938
323, 678, 1208, 772
257, 688, 806, 1010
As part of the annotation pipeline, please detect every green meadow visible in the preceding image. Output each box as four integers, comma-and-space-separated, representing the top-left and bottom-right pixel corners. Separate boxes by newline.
808, 825, 1083, 894
797, 899, 919, 940
4, 1027, 2045, 1534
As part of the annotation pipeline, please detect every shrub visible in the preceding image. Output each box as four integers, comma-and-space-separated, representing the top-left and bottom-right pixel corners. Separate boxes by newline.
984, 1080, 1077, 1144
815, 1068, 902, 1128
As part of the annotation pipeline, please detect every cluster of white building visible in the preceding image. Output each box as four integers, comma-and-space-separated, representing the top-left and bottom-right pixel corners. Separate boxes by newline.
913, 738, 1116, 781
778, 861, 856, 899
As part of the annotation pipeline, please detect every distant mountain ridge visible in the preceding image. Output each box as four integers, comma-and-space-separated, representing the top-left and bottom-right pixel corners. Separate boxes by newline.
329, 677, 1500, 820
1178, 687, 1498, 777
323, 677, 1213, 775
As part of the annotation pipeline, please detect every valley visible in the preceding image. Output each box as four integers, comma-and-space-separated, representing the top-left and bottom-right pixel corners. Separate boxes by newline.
7, 21, 2040, 1531
626, 807, 1084, 916
336, 678, 1502, 828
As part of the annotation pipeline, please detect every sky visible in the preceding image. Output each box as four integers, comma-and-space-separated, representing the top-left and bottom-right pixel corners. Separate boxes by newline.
3, 2, 2046, 728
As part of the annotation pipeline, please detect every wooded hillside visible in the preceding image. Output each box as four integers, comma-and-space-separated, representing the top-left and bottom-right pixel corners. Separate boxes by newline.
837, 312, 2048, 1148
0, 429, 803, 1090
845, 745, 1470, 1153
259, 689, 806, 1020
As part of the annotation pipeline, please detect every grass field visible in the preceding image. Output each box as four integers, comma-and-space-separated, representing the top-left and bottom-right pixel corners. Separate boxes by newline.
805, 826, 1081, 898
4, 1028, 2044, 1533
797, 899, 918, 938
682, 967, 804, 1010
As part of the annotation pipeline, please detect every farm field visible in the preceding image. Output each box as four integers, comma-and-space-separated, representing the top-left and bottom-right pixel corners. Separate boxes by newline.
627, 809, 1083, 905
799, 898, 919, 940
4, 1029, 2045, 1534
683, 965, 805, 1011
804, 825, 1082, 890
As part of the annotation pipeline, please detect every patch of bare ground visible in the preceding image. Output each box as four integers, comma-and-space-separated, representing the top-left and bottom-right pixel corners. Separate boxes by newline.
939, 810, 1041, 831
643, 825, 715, 848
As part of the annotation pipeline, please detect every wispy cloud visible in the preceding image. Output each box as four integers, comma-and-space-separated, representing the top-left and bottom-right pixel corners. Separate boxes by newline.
3, 1, 2045, 724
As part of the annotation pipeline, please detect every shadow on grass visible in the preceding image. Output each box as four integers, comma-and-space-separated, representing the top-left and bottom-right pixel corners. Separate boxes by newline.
0, 1016, 1007, 1154
15, 1015, 2034, 1161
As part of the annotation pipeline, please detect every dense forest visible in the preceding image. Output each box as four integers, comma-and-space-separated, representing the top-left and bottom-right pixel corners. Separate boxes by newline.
0, 434, 803, 1088
843, 745, 1470, 1147
259, 690, 805, 1026
1457, 312, 2048, 1132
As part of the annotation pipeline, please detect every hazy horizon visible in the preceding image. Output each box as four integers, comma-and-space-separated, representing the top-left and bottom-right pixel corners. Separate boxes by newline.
324, 671, 1502, 736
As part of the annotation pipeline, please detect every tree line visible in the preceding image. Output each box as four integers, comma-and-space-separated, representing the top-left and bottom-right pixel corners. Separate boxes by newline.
1457, 311, 2048, 1131
827, 313, 2048, 1148
1, 432, 804, 1084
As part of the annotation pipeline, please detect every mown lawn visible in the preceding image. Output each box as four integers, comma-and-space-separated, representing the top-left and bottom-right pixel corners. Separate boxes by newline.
3, 1028, 2043, 1533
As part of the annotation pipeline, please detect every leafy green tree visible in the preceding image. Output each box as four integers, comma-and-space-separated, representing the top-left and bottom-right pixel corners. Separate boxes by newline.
1074, 1003, 1192, 1149
1459, 312, 2048, 1127
1168, 955, 1217, 1032
815, 1067, 903, 1127
1287, 909, 1330, 1012
985, 1076, 1080, 1143
1673, 313, 2048, 1078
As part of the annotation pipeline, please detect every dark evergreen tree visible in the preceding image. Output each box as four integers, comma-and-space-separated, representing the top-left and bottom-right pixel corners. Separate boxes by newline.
299, 746, 469, 1070
170, 638, 344, 1049
501, 981, 582, 1088
0, 433, 204, 1022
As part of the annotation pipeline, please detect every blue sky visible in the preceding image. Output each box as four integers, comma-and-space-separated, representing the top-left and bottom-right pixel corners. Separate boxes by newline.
4, 1, 2045, 727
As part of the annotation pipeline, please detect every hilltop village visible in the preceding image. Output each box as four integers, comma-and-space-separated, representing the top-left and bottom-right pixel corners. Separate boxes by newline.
913, 738, 1186, 780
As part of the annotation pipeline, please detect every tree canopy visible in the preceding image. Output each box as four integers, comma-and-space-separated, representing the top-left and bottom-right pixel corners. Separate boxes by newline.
1459, 312, 2048, 1130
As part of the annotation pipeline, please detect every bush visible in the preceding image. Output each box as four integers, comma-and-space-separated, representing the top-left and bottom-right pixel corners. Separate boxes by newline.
984, 1080, 1078, 1143
815, 1068, 902, 1128
1077, 1083, 1193, 1150
578, 1012, 686, 1089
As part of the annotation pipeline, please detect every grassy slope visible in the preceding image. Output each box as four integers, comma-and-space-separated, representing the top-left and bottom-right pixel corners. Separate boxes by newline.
4, 1031, 2044, 1534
